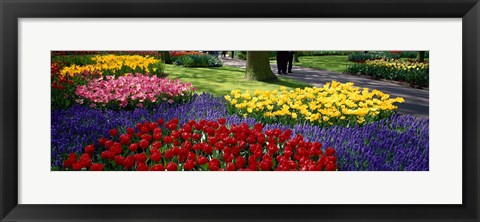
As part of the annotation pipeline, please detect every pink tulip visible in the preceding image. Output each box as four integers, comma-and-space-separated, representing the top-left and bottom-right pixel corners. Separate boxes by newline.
75, 74, 195, 108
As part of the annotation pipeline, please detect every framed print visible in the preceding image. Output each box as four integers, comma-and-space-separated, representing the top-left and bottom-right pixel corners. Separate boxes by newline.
1, 0, 479, 221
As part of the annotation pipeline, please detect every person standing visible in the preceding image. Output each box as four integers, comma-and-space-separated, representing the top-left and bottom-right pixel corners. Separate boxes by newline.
287, 51, 295, 73
276, 51, 289, 74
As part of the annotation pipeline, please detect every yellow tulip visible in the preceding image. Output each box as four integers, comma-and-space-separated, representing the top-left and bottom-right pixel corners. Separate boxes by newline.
227, 81, 404, 126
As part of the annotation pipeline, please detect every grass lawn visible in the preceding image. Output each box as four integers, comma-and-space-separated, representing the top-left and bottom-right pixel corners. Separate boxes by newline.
292, 55, 354, 73
165, 64, 311, 97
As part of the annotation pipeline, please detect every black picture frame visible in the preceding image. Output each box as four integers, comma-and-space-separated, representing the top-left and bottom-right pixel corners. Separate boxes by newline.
1, 0, 479, 221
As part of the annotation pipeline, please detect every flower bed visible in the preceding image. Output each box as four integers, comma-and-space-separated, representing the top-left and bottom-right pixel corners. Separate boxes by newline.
225, 81, 404, 127
51, 54, 171, 109
75, 73, 195, 109
345, 59, 429, 87
62, 117, 338, 171
52, 51, 162, 66
59, 54, 165, 77
169, 51, 203, 57
51, 51, 106, 57
52, 93, 428, 171
50, 51, 429, 172
51, 61, 103, 109
265, 116, 429, 171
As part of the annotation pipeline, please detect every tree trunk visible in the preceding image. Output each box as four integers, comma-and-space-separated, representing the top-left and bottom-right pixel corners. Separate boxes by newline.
245, 51, 277, 81
417, 51, 425, 62
160, 51, 172, 64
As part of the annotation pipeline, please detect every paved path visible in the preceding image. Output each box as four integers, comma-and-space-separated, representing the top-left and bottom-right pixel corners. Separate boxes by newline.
221, 58, 429, 118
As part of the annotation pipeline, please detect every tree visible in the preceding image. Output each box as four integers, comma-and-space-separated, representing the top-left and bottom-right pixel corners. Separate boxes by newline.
245, 51, 277, 81
417, 51, 426, 62
160, 51, 172, 64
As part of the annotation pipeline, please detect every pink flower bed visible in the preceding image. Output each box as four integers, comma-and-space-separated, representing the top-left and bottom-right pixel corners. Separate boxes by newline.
75, 73, 195, 108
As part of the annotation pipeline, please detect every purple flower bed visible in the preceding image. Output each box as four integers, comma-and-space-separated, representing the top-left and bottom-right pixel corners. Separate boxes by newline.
52, 93, 428, 171
263, 116, 429, 171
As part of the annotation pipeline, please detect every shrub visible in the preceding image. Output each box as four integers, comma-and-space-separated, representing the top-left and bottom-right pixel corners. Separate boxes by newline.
399, 51, 429, 59
235, 51, 247, 60
348, 52, 384, 62
173, 54, 223, 67
307, 51, 351, 56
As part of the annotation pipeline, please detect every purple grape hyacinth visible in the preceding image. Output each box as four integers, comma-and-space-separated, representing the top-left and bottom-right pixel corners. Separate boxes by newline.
52, 93, 428, 171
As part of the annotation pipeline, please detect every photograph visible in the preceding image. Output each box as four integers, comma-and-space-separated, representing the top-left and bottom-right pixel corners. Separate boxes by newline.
51, 50, 429, 171
2, 0, 479, 220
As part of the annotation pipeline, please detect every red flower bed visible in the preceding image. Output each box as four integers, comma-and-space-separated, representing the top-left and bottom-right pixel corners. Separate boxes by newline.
51, 61, 102, 109
63, 118, 337, 171
169, 51, 203, 57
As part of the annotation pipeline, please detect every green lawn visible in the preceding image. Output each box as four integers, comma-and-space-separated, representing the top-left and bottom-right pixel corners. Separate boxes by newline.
293, 55, 354, 73
165, 64, 311, 97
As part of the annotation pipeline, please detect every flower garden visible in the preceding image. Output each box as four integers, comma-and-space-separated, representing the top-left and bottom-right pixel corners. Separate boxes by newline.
51, 51, 429, 171
345, 51, 429, 87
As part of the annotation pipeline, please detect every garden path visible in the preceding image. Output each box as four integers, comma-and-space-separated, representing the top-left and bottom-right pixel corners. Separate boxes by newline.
221, 57, 429, 118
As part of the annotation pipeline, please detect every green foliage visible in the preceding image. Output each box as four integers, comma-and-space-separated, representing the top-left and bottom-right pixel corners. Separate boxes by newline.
235, 51, 247, 60
347, 52, 387, 62
347, 51, 430, 63
400, 51, 429, 59
173, 54, 223, 67
300, 51, 351, 56
345, 62, 429, 87
51, 72, 99, 109
268, 51, 278, 60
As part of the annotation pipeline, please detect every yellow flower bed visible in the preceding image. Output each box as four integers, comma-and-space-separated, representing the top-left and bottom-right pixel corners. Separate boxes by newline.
225, 81, 404, 127
60, 54, 163, 77
365, 59, 428, 71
